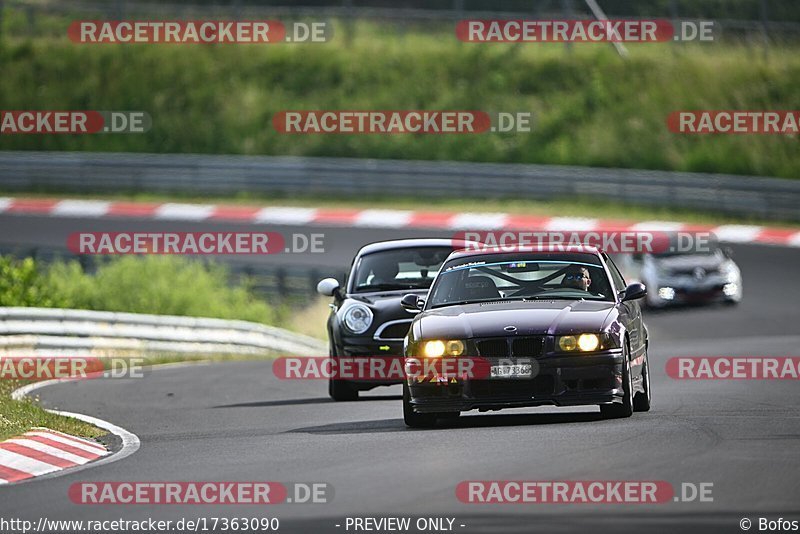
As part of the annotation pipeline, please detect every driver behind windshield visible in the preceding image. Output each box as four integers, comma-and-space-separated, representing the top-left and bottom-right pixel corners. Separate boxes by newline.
561, 265, 592, 291
369, 256, 399, 286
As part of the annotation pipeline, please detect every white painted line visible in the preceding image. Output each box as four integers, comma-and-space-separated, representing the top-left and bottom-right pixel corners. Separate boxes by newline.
0, 198, 13, 213
545, 217, 598, 232
711, 225, 763, 243
448, 212, 509, 230
630, 221, 686, 232
0, 448, 59, 476
354, 210, 413, 228
787, 231, 800, 247
52, 200, 111, 218
154, 203, 215, 221
254, 207, 317, 225
10, 381, 140, 485
30, 428, 107, 452
6, 439, 89, 465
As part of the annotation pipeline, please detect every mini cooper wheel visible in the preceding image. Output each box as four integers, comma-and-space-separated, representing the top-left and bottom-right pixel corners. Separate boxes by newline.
328, 345, 358, 401
601, 348, 634, 419
403, 383, 438, 428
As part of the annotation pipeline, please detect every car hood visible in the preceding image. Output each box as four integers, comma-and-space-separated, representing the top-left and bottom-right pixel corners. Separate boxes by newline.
655, 253, 724, 270
416, 299, 616, 339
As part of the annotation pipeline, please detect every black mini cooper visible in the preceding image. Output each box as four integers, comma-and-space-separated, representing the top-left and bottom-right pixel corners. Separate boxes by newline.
317, 239, 456, 401
401, 245, 651, 427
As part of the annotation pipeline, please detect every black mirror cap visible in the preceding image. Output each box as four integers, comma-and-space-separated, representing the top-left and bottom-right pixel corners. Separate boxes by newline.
401, 294, 421, 312
621, 282, 647, 302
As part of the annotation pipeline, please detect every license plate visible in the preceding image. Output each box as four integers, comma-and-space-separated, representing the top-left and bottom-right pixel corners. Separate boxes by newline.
490, 364, 532, 378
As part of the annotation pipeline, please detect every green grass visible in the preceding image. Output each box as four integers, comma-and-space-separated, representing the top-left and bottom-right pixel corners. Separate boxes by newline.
0, 379, 106, 441
0, 16, 798, 178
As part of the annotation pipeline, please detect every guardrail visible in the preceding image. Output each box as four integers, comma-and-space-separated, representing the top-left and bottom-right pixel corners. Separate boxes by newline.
0, 307, 328, 357
0, 151, 798, 221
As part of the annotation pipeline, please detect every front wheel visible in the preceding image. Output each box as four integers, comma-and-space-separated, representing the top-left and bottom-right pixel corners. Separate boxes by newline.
633, 353, 651, 412
328, 345, 358, 401
403, 383, 438, 428
600, 349, 634, 419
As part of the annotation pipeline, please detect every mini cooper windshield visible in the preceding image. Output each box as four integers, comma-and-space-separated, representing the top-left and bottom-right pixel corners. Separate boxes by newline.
428, 252, 615, 308
352, 246, 452, 293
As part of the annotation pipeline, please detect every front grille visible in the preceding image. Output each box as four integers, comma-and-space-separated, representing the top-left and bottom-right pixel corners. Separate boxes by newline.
374, 321, 412, 340
476, 336, 544, 359
512, 337, 544, 358
476, 338, 509, 358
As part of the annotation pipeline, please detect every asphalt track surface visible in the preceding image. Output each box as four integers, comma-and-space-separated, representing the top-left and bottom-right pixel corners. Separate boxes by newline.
1, 213, 799, 534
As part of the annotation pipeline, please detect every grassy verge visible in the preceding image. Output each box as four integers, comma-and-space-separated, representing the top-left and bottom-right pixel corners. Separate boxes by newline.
0, 379, 105, 441
0, 17, 798, 178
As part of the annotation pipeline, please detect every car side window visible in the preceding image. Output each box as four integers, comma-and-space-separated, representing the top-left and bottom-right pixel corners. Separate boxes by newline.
605, 254, 627, 293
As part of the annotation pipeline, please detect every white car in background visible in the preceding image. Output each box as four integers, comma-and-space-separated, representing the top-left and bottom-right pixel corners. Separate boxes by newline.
614, 243, 742, 309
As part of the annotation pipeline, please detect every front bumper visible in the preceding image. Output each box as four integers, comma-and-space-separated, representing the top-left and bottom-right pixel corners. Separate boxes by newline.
407, 351, 625, 413
337, 336, 405, 388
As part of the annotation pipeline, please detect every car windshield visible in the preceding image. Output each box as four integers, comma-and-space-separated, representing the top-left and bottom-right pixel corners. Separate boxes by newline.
352, 246, 452, 293
427, 252, 614, 308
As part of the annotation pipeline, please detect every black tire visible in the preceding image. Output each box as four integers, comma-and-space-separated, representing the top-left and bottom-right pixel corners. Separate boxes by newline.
601, 347, 634, 419
633, 353, 651, 412
329, 378, 358, 401
403, 383, 438, 428
328, 344, 358, 401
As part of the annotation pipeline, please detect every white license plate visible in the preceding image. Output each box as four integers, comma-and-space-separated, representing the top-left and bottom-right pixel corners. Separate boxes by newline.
490, 364, 532, 378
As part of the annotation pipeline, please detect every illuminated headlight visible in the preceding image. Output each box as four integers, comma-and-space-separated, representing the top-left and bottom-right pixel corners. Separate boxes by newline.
422, 339, 464, 358
658, 287, 675, 300
557, 333, 612, 353
343, 304, 373, 334
723, 283, 739, 297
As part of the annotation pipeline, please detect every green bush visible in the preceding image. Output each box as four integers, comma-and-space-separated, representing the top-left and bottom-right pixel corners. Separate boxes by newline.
0, 255, 278, 324
0, 18, 798, 178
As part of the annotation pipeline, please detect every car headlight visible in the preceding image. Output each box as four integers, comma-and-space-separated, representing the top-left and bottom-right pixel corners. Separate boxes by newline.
557, 333, 613, 353
421, 339, 464, 358
343, 304, 373, 334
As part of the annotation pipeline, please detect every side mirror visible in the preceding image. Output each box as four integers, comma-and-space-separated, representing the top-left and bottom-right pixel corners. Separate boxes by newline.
401, 294, 423, 313
620, 282, 647, 302
316, 278, 340, 297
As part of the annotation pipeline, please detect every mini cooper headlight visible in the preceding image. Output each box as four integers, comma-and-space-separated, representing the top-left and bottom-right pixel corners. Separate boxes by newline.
343, 304, 373, 334
422, 339, 465, 358
557, 333, 603, 352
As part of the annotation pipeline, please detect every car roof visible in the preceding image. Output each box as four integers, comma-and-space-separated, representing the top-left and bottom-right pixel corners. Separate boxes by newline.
447, 244, 603, 259
356, 238, 457, 256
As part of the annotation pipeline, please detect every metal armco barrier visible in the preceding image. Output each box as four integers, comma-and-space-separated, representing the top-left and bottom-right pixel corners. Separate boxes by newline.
0, 307, 327, 357
0, 151, 798, 221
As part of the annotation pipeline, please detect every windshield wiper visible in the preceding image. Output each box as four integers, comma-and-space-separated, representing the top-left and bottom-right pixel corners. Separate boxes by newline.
356, 283, 425, 291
